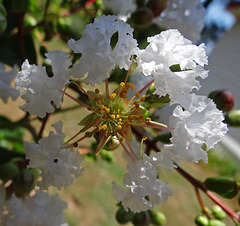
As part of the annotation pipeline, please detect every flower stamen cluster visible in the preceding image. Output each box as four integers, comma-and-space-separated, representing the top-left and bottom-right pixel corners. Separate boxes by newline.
62, 79, 167, 160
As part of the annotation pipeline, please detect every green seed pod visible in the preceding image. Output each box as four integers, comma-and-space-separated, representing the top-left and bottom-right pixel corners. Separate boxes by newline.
0, 162, 19, 182
0, 13, 7, 33
211, 205, 227, 220
194, 215, 209, 226
204, 177, 239, 199
225, 110, 240, 127
115, 206, 134, 224
131, 211, 151, 226
208, 219, 226, 226
0, 3, 7, 17
149, 209, 166, 225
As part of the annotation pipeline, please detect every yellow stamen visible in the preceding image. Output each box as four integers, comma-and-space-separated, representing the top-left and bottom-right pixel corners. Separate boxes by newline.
110, 93, 116, 100
105, 108, 110, 113
120, 82, 125, 87
146, 117, 151, 123
140, 96, 145, 102
135, 92, 140, 97
117, 125, 122, 130
110, 115, 115, 120
102, 124, 107, 130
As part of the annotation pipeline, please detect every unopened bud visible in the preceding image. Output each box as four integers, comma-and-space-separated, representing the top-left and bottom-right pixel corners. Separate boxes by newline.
208, 90, 234, 112
225, 110, 240, 127
131, 7, 154, 28
211, 205, 226, 220
194, 215, 209, 226
115, 206, 134, 224
131, 211, 151, 226
208, 219, 226, 226
15, 168, 38, 195
149, 209, 166, 225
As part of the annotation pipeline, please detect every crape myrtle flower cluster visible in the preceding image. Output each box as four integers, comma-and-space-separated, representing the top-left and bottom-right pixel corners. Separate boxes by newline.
12, 15, 227, 214
0, 186, 67, 226
102, 0, 205, 43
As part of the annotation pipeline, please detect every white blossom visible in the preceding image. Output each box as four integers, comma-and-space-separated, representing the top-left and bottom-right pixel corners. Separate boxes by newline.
112, 154, 172, 212
168, 94, 228, 163
25, 121, 84, 190
68, 15, 138, 86
137, 29, 208, 104
4, 191, 67, 226
156, 0, 205, 43
15, 50, 71, 118
0, 63, 19, 103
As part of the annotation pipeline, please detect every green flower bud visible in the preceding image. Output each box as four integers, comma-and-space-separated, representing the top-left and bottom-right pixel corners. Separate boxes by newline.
208, 90, 234, 112
204, 177, 239, 199
211, 205, 227, 220
149, 209, 166, 225
0, 13, 7, 33
225, 110, 240, 127
208, 219, 226, 226
0, 3, 7, 17
194, 215, 209, 226
0, 162, 19, 182
131, 7, 154, 28
115, 206, 134, 224
131, 211, 151, 226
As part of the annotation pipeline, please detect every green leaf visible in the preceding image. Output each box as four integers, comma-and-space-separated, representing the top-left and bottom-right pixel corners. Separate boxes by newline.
204, 177, 239, 199
169, 64, 181, 72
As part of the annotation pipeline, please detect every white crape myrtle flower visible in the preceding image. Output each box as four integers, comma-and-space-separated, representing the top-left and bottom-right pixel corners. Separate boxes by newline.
167, 94, 228, 163
25, 121, 84, 190
137, 29, 208, 104
103, 0, 136, 21
0, 63, 19, 103
4, 191, 67, 226
112, 154, 173, 212
68, 15, 138, 86
15, 50, 71, 118
156, 0, 205, 43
